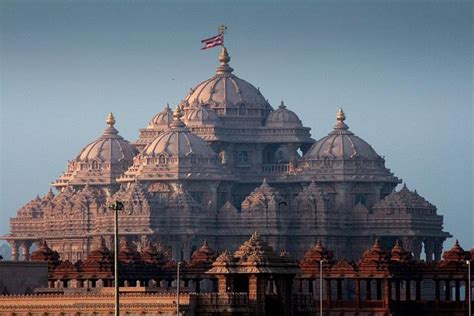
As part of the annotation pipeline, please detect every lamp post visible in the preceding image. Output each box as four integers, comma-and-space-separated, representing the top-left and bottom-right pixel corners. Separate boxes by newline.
320, 259, 325, 316
177, 261, 181, 316
468, 260, 471, 316
109, 200, 124, 316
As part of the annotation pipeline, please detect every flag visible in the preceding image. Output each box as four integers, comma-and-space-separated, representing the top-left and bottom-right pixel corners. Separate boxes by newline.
201, 33, 224, 50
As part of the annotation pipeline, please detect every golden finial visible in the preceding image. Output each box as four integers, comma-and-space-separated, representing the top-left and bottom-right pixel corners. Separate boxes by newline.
336, 108, 346, 123
219, 46, 231, 65
216, 46, 233, 74
172, 105, 183, 121
106, 112, 116, 127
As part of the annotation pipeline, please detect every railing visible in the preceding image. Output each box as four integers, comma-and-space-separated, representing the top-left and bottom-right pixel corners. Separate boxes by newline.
262, 164, 289, 174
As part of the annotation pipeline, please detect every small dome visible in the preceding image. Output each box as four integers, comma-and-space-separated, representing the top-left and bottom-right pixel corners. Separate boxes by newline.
266, 101, 303, 128
143, 107, 217, 159
77, 113, 138, 163
184, 103, 222, 127
148, 104, 173, 129
184, 47, 271, 118
305, 108, 380, 160
53, 113, 139, 188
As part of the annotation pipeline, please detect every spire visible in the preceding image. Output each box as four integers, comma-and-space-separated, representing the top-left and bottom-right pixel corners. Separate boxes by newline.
279, 100, 286, 109
216, 46, 234, 75
333, 107, 350, 132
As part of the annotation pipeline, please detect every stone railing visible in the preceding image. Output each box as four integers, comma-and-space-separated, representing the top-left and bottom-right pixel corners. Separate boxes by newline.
262, 164, 289, 174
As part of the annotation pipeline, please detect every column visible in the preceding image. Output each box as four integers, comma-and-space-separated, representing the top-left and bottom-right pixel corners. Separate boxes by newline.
405, 280, 411, 301
355, 278, 361, 308
384, 279, 391, 306
366, 279, 372, 300
415, 279, 421, 301
454, 280, 460, 301
308, 279, 313, 294
337, 279, 343, 300
296, 279, 303, 294
217, 275, 233, 293
195, 279, 201, 293
376, 279, 382, 300
8, 241, 19, 261
21, 241, 31, 261
434, 239, 443, 261
424, 239, 435, 262
208, 182, 219, 212
444, 280, 451, 301
326, 279, 332, 308
435, 279, 440, 302
395, 279, 401, 302
287, 143, 297, 172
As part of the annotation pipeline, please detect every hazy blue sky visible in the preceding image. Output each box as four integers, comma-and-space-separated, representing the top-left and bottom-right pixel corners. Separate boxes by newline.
1, 0, 472, 249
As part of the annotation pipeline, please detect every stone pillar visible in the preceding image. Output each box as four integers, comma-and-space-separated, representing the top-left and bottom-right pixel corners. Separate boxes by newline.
337, 279, 343, 300
326, 279, 332, 308
395, 279, 401, 301
444, 280, 451, 301
249, 274, 267, 316
366, 279, 372, 300
415, 279, 421, 301
454, 280, 460, 301
355, 278, 361, 308
405, 280, 411, 301
287, 143, 297, 172
217, 275, 234, 293
384, 279, 391, 306
434, 240, 443, 261
424, 239, 435, 262
8, 241, 19, 261
435, 279, 440, 301
195, 279, 201, 293
376, 279, 382, 300
402, 237, 422, 260
208, 182, 219, 212
21, 241, 31, 261
296, 279, 303, 293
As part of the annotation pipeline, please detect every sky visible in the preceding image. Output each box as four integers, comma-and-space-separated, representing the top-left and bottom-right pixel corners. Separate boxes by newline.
0, 0, 472, 250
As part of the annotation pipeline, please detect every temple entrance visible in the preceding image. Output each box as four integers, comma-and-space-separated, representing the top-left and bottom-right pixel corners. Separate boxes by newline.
234, 275, 249, 293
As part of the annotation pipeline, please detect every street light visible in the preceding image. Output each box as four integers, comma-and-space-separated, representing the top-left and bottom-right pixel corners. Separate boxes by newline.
467, 260, 471, 316
108, 200, 124, 316
320, 259, 325, 316
177, 261, 181, 316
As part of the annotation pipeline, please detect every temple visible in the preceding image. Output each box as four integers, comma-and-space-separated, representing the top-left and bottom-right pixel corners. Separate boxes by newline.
3, 46, 450, 262
0, 236, 471, 315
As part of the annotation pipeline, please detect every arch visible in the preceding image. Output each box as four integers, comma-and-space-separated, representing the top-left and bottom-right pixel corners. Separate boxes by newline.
158, 154, 166, 164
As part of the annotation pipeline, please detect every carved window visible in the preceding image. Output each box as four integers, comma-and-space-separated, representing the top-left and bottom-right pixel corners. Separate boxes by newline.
158, 154, 166, 164
237, 151, 249, 164
354, 194, 367, 206
91, 160, 99, 169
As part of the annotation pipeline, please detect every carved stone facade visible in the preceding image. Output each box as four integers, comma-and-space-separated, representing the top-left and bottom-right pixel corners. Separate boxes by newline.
3, 46, 450, 262
0, 237, 472, 316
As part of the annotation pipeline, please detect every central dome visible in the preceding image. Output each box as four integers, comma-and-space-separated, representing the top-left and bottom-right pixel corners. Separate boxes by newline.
184, 47, 271, 118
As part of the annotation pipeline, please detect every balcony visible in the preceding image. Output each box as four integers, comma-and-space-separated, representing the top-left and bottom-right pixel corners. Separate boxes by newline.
262, 164, 289, 174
